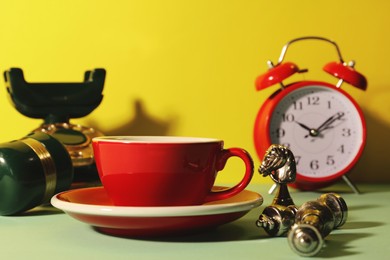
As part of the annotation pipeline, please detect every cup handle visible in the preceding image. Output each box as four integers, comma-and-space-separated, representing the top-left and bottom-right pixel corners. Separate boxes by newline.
205, 148, 254, 202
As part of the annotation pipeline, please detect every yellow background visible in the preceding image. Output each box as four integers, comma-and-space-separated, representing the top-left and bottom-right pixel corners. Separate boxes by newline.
0, 0, 389, 185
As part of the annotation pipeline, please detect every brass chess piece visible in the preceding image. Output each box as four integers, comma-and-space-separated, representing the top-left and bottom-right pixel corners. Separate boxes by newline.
256, 144, 298, 236
287, 193, 348, 257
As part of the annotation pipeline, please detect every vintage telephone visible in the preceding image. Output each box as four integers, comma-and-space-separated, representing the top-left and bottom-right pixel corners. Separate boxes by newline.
4, 68, 106, 186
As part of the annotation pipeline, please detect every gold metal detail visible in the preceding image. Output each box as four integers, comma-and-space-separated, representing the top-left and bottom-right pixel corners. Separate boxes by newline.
21, 137, 57, 203
34, 123, 103, 167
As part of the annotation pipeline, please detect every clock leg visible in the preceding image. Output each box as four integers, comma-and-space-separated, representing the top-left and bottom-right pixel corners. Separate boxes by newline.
342, 175, 361, 194
268, 183, 278, 194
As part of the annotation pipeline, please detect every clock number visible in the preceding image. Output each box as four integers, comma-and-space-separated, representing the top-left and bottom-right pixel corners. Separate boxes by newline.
295, 156, 301, 165
342, 128, 352, 137
307, 96, 320, 106
326, 155, 335, 166
293, 101, 303, 110
327, 100, 332, 109
310, 160, 319, 170
337, 145, 345, 154
282, 113, 295, 122
275, 128, 285, 138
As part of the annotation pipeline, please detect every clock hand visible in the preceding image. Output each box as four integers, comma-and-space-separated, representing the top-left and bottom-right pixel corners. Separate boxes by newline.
295, 121, 312, 132
303, 112, 345, 138
317, 112, 345, 133
315, 112, 342, 132
296, 121, 319, 139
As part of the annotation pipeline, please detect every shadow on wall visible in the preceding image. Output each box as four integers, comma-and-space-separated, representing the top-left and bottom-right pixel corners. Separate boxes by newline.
90, 99, 177, 137
349, 108, 390, 183
87, 99, 389, 183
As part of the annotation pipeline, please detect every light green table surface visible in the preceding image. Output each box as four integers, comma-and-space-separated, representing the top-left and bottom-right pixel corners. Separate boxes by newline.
1, 183, 388, 259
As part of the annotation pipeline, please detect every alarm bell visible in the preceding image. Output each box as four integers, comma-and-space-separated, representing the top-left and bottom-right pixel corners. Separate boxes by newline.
255, 36, 367, 90
323, 61, 367, 90
255, 62, 299, 90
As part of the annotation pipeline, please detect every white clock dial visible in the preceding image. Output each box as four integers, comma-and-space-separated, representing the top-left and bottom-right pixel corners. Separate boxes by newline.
269, 85, 364, 179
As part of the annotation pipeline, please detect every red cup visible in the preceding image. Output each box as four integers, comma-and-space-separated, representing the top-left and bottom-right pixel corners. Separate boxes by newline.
92, 136, 254, 206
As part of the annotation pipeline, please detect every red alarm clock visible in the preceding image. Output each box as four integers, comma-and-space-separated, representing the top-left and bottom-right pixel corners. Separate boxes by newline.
254, 36, 367, 191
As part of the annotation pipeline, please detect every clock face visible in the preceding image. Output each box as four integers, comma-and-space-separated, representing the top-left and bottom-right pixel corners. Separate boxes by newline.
269, 84, 365, 181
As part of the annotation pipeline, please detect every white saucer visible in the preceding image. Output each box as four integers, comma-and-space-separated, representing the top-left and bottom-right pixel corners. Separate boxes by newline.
51, 186, 263, 237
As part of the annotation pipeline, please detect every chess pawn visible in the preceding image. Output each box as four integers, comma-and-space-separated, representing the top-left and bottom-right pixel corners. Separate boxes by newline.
256, 204, 297, 237
288, 193, 348, 257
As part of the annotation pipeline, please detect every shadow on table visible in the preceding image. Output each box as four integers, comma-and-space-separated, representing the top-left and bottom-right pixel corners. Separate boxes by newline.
342, 221, 383, 229
317, 232, 372, 258
95, 218, 269, 243
153, 220, 268, 242
9, 205, 63, 217
315, 220, 383, 258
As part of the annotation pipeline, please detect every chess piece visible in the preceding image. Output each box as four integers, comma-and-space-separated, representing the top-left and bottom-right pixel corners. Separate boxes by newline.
256, 144, 298, 236
256, 204, 297, 237
288, 193, 348, 257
